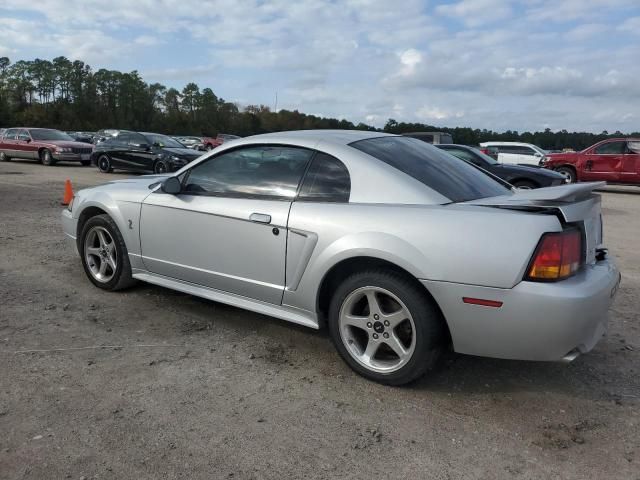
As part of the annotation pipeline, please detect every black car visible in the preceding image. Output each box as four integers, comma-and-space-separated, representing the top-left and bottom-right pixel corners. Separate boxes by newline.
66, 131, 96, 144
91, 131, 202, 174
436, 144, 566, 189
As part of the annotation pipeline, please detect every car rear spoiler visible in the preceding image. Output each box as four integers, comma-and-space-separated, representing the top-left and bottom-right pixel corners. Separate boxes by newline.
467, 182, 605, 206
465, 182, 605, 225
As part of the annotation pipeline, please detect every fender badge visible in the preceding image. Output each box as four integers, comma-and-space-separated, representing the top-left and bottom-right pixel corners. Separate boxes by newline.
128, 219, 133, 230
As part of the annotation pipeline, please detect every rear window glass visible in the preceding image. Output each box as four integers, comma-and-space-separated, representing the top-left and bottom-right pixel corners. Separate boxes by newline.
350, 136, 509, 202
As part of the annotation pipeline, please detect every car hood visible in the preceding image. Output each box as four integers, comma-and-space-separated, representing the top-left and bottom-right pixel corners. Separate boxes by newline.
547, 151, 579, 161
493, 163, 564, 179
162, 147, 202, 158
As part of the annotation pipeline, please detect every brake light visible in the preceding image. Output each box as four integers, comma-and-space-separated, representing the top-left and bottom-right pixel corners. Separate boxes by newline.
526, 230, 582, 281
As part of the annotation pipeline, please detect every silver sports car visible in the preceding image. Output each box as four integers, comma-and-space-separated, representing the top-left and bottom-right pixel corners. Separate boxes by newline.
62, 130, 620, 385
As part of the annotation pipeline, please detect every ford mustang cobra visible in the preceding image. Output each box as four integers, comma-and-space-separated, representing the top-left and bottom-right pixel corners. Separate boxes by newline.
62, 130, 620, 385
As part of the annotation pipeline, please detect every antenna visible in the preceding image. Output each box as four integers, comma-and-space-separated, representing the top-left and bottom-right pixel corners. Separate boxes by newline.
274, 91, 278, 112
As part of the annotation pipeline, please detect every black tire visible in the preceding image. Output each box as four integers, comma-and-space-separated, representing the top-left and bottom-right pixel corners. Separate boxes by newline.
0, 151, 10, 162
556, 166, 576, 183
81, 160, 91, 166
41, 149, 56, 166
205, 144, 213, 151
79, 214, 136, 291
97, 154, 113, 173
328, 270, 446, 385
154, 160, 169, 174
512, 180, 538, 189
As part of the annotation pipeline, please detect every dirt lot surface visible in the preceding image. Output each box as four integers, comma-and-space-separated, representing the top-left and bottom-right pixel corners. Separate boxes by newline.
0, 160, 638, 480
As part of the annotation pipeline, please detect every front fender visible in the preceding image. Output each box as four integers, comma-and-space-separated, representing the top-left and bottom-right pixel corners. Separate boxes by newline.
73, 192, 142, 257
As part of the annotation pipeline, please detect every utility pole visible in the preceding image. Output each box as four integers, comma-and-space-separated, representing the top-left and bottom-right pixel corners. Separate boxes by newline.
274, 91, 278, 112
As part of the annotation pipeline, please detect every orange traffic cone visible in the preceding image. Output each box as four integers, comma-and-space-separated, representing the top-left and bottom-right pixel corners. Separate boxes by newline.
62, 179, 74, 206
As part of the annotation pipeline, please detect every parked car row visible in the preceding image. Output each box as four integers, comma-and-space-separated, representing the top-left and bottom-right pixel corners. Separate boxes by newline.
0, 127, 243, 173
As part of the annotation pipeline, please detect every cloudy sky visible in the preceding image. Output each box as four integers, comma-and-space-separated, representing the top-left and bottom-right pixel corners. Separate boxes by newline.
0, 0, 638, 132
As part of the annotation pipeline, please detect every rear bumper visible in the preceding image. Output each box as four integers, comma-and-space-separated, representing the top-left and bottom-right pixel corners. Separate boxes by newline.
422, 257, 620, 361
61, 209, 78, 254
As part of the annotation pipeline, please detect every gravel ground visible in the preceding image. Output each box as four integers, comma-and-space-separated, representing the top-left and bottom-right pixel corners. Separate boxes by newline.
0, 160, 638, 480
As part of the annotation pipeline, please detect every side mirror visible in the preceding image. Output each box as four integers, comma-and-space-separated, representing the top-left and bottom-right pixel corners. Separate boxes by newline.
534, 152, 543, 157
160, 176, 181, 194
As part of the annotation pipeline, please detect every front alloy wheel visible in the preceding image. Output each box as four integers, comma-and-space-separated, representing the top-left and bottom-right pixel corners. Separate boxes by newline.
80, 214, 136, 291
84, 226, 118, 283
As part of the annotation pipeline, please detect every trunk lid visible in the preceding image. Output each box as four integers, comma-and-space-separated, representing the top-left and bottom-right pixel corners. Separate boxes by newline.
466, 182, 605, 265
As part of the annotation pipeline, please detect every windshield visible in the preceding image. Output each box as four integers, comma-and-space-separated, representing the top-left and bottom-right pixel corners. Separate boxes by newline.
143, 133, 184, 148
29, 129, 74, 141
350, 136, 510, 203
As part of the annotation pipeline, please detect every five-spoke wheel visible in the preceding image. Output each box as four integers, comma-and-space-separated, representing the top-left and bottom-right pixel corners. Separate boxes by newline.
84, 226, 117, 283
329, 270, 445, 385
339, 286, 416, 374
79, 214, 136, 291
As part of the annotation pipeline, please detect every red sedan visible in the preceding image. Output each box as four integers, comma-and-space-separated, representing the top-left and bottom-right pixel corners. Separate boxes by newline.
542, 137, 640, 184
0, 128, 94, 166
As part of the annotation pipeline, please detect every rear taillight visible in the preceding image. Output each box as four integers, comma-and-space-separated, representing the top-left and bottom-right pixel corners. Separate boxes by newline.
526, 230, 582, 281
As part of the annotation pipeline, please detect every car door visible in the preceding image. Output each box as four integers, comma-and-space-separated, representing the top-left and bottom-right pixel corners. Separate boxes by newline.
107, 132, 134, 169
139, 144, 314, 304
496, 146, 521, 164
581, 140, 625, 182
621, 141, 640, 184
15, 129, 35, 159
125, 132, 154, 171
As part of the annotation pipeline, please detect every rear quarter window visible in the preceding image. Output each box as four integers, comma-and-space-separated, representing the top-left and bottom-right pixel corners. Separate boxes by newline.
350, 136, 510, 202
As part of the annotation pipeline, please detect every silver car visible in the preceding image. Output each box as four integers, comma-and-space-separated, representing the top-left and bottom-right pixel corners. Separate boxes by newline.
62, 130, 620, 385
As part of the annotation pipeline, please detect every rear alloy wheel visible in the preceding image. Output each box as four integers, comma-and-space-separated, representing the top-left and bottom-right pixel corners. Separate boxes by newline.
329, 270, 445, 385
97, 154, 113, 173
0, 151, 10, 162
556, 166, 576, 184
513, 180, 537, 189
41, 149, 56, 166
80, 214, 136, 291
154, 160, 168, 174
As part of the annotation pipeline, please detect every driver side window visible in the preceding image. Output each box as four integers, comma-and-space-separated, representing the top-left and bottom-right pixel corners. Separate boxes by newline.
594, 141, 625, 154
17, 130, 31, 141
183, 145, 313, 200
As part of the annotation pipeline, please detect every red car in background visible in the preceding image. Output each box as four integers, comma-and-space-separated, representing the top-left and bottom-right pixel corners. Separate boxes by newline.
0, 128, 94, 166
200, 133, 241, 150
542, 137, 640, 185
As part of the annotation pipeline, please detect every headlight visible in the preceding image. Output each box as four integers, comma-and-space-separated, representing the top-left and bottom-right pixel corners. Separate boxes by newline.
169, 155, 186, 163
57, 147, 73, 153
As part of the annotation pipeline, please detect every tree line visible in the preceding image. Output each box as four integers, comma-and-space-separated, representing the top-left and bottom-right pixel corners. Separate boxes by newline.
0, 56, 636, 150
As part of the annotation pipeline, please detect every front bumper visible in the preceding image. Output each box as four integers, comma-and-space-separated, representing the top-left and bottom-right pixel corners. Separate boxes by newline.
422, 257, 620, 361
61, 209, 79, 254
54, 152, 92, 162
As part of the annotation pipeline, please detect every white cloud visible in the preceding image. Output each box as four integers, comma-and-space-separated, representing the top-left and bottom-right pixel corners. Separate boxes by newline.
436, 0, 513, 26
0, 0, 638, 132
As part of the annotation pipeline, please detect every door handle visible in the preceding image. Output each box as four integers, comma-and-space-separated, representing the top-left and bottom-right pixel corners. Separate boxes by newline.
249, 213, 271, 224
